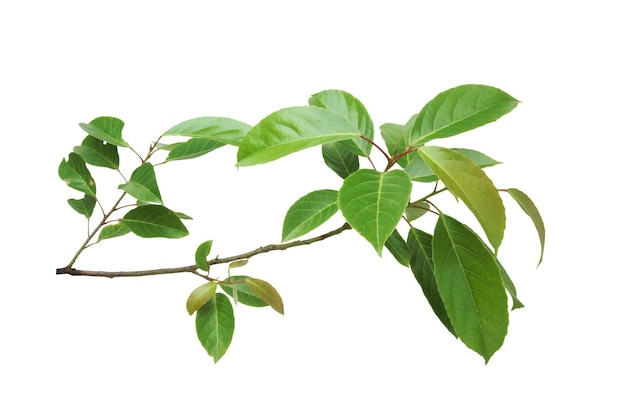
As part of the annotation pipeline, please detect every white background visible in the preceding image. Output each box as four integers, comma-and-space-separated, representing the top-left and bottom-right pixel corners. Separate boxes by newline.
1, 1, 624, 406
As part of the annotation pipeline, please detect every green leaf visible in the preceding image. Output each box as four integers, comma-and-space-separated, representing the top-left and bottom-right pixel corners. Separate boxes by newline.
338, 169, 412, 255
409, 84, 519, 145
309, 89, 373, 156
220, 276, 268, 307
407, 228, 455, 336
123, 205, 189, 238
506, 188, 545, 266
246, 277, 284, 315
73, 135, 119, 169
79, 116, 129, 147
321, 142, 360, 179
236, 106, 361, 167
166, 138, 224, 161
186, 282, 218, 315
58, 153, 96, 196
405, 201, 430, 221
384, 229, 411, 267
419, 146, 505, 252
380, 118, 417, 168
282, 189, 339, 242
67, 195, 96, 218
497, 259, 524, 310
162, 117, 251, 146
118, 163, 163, 204
195, 240, 213, 272
432, 215, 508, 363
196, 293, 235, 363
406, 148, 500, 182
98, 222, 131, 241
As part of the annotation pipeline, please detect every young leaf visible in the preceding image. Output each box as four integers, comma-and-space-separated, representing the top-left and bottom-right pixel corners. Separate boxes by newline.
409, 84, 519, 145
321, 142, 359, 179
123, 205, 188, 238
282, 189, 339, 242
220, 276, 268, 307
162, 117, 251, 146
380, 117, 417, 168
432, 215, 508, 363
73, 135, 119, 169
98, 222, 131, 241
166, 138, 224, 162
338, 169, 412, 255
384, 229, 411, 267
236, 106, 361, 167
79, 116, 129, 147
67, 195, 96, 218
186, 282, 217, 315
118, 163, 163, 204
405, 148, 500, 183
58, 153, 96, 196
195, 240, 213, 272
506, 188, 546, 266
246, 277, 284, 315
419, 146, 505, 252
196, 293, 235, 363
405, 201, 430, 221
407, 228, 455, 336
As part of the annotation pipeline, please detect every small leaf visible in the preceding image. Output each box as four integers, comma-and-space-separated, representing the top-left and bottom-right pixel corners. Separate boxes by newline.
98, 222, 131, 241
73, 135, 119, 169
246, 277, 284, 315
196, 293, 235, 363
282, 189, 339, 242
506, 188, 546, 266
186, 282, 217, 315
380, 118, 416, 168
405, 201, 430, 221
118, 163, 163, 204
497, 259, 524, 310
228, 260, 249, 271
384, 229, 410, 267
67, 195, 96, 218
58, 153, 96, 196
321, 142, 359, 179
236, 106, 361, 167
79, 116, 129, 147
195, 240, 213, 272
123, 205, 188, 238
220, 276, 268, 307
166, 138, 224, 161
406, 148, 500, 183
162, 117, 251, 146
338, 169, 412, 255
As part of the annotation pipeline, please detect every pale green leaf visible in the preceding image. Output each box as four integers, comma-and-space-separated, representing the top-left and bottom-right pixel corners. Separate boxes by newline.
79, 116, 129, 147
195, 240, 213, 272
73, 135, 119, 169
321, 142, 359, 179
384, 229, 411, 267
58, 153, 96, 196
282, 189, 339, 242
98, 222, 131, 241
162, 117, 251, 146
405, 201, 430, 221
186, 282, 217, 315
196, 293, 235, 363
67, 195, 96, 218
406, 148, 500, 182
380, 117, 419, 168
166, 138, 224, 161
246, 277, 284, 315
118, 163, 162, 204
506, 188, 545, 266
220, 276, 268, 307
123, 205, 188, 238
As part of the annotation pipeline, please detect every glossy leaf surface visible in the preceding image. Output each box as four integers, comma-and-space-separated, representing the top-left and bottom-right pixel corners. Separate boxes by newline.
196, 293, 234, 363
282, 189, 339, 242
186, 282, 217, 315
246, 278, 284, 315
195, 240, 213, 272
321, 142, 359, 179
73, 135, 119, 169
220, 276, 268, 307
406, 148, 500, 182
118, 163, 162, 204
79, 116, 129, 147
507, 188, 545, 266
166, 138, 224, 161
58, 153, 96, 196
162, 117, 251, 146
67, 195, 96, 218
123, 205, 188, 238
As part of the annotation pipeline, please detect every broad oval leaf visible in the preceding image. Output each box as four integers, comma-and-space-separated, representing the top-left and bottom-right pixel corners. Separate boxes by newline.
196, 293, 235, 363
79, 116, 129, 147
186, 282, 217, 315
321, 142, 360, 179
162, 117, 251, 146
419, 146, 505, 252
506, 188, 545, 266
384, 229, 411, 267
220, 276, 268, 307
123, 205, 188, 238
236, 106, 361, 167
406, 148, 500, 182
67, 195, 96, 218
409, 84, 519, 145
195, 240, 213, 272
166, 138, 224, 162
118, 163, 162, 204
73, 135, 119, 169
282, 189, 339, 242
58, 153, 96, 196
246, 277, 284, 315
98, 222, 131, 241
338, 169, 412, 255
432, 215, 508, 363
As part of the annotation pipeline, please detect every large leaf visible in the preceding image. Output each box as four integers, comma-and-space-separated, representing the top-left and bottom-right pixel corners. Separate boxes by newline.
162, 117, 251, 146
220, 276, 268, 307
384, 229, 411, 267
196, 293, 235, 363
406, 148, 500, 182
338, 169, 412, 255
73, 135, 119, 169
58, 153, 96, 196
409, 84, 519, 145
309, 89, 373, 156
282, 189, 339, 242
118, 163, 162, 204
419, 146, 505, 252
321, 142, 359, 179
67, 195, 96, 218
123, 205, 188, 238
432, 215, 508, 363
236, 106, 361, 167
407, 228, 455, 336
166, 138, 224, 162
506, 188, 545, 266
186, 282, 218, 315
246, 277, 284, 315
79, 116, 129, 147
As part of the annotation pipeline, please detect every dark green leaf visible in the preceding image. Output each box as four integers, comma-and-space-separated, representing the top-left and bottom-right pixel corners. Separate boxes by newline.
246, 278, 284, 315
220, 276, 269, 307
73, 135, 119, 169
166, 138, 224, 161
196, 293, 235, 363
123, 205, 188, 238
384, 229, 410, 267
506, 188, 545, 266
162, 117, 251, 146
98, 222, 131, 241
405, 201, 430, 221
58, 153, 96, 196
195, 240, 213, 272
186, 282, 217, 315
282, 190, 339, 242
118, 163, 162, 204
79, 116, 128, 147
67, 195, 96, 218
321, 142, 360, 179
406, 148, 500, 182
497, 259, 524, 310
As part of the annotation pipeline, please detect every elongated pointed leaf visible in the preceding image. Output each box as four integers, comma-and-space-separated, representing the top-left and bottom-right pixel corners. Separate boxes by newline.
420, 146, 505, 252
79, 116, 128, 147
98, 222, 131, 241
321, 142, 359, 179
73, 135, 119, 169
186, 282, 217, 315
497, 259, 524, 310
220, 276, 268, 307
432, 215, 508, 363
409, 84, 519, 145
58, 153, 96, 196
338, 169, 412, 255
236, 106, 361, 167
384, 229, 410, 267
506, 188, 545, 266
123, 205, 188, 238
162, 117, 251, 146
406, 148, 500, 182
118, 163, 162, 204
67, 195, 96, 218
166, 138, 224, 161
196, 293, 235, 363
282, 190, 339, 242
407, 228, 455, 336
246, 278, 284, 315
195, 240, 213, 272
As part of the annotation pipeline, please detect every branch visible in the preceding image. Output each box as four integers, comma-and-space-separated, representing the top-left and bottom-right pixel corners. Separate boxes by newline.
56, 223, 352, 278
